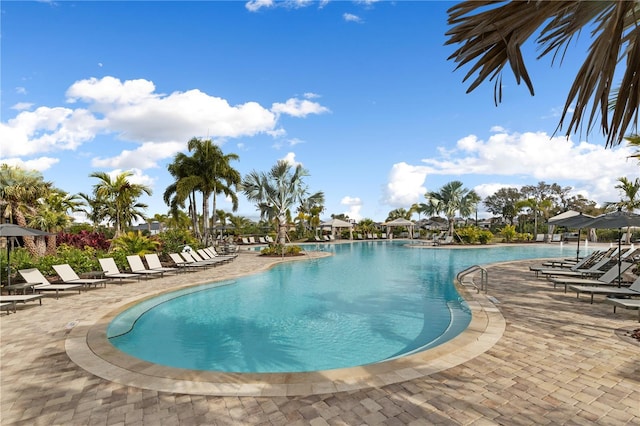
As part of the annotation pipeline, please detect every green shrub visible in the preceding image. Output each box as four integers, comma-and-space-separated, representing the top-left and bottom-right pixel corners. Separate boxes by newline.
478, 230, 494, 244
111, 231, 160, 255
261, 244, 302, 256
500, 224, 517, 242
156, 229, 198, 254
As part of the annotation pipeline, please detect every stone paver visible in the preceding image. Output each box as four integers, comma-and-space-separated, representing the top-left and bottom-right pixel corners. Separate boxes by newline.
1, 245, 639, 425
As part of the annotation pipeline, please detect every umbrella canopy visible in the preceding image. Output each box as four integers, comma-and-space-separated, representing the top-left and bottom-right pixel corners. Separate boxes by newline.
321, 218, 353, 239
0, 223, 51, 237
1, 224, 51, 287
581, 210, 640, 286
548, 212, 596, 261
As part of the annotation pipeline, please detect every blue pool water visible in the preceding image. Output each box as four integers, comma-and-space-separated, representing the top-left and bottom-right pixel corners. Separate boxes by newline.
108, 241, 587, 373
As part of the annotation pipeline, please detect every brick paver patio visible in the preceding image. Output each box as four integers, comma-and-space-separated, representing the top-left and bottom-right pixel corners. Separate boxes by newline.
1, 246, 638, 425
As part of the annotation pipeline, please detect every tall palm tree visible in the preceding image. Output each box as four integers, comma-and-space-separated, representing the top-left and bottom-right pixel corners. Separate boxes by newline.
164, 138, 240, 244
446, 1, 640, 147
612, 176, 640, 243
242, 161, 324, 244
0, 164, 52, 256
425, 181, 480, 236
625, 134, 640, 163
29, 190, 83, 255
90, 171, 152, 237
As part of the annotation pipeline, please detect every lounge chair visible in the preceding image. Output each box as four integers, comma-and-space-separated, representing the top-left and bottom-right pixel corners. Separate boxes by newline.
204, 247, 236, 261
52, 264, 108, 289
265, 236, 275, 243
126, 255, 165, 278
248, 237, 257, 244
536, 257, 613, 279
98, 258, 141, 282
178, 251, 217, 268
535, 234, 545, 242
259, 236, 268, 244
0, 301, 16, 314
605, 297, 640, 322
144, 253, 181, 274
197, 248, 231, 264
188, 251, 226, 266
168, 253, 200, 271
550, 234, 562, 242
18, 268, 83, 299
0, 294, 43, 309
530, 250, 602, 273
435, 235, 454, 246
549, 262, 634, 293
569, 276, 640, 304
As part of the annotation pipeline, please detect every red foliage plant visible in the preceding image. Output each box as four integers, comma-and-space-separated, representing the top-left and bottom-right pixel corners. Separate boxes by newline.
57, 231, 110, 250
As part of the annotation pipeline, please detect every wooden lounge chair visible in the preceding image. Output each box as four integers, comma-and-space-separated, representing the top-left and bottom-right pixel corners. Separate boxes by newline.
569, 275, 640, 304
549, 262, 634, 293
18, 268, 83, 299
98, 258, 141, 282
52, 264, 108, 289
126, 255, 165, 278
144, 253, 181, 274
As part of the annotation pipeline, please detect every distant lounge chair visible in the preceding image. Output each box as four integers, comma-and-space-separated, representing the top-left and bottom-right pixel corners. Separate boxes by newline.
197, 248, 231, 264
52, 264, 108, 289
265, 236, 275, 243
18, 268, 83, 299
204, 247, 236, 261
98, 258, 141, 282
435, 235, 454, 246
550, 234, 562, 242
570, 275, 640, 304
248, 237, 257, 244
144, 253, 181, 275
259, 236, 268, 244
179, 251, 219, 268
606, 297, 640, 322
126, 255, 165, 278
549, 262, 634, 293
536, 257, 612, 279
0, 294, 43, 309
168, 253, 200, 271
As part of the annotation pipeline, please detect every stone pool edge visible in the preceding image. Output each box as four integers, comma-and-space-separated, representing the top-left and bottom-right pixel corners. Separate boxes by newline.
65, 264, 505, 397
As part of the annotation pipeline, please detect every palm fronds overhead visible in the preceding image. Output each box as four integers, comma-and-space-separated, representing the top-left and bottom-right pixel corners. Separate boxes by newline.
446, 0, 640, 148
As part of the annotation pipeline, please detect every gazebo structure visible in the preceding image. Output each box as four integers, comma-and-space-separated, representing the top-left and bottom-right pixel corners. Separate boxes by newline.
383, 218, 415, 239
321, 218, 353, 240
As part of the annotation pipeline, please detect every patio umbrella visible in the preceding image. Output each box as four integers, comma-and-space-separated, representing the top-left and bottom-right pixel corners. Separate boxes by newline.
548, 212, 595, 261
0, 223, 51, 287
581, 210, 640, 286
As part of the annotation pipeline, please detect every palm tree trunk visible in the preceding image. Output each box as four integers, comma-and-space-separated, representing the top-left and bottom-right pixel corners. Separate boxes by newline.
14, 210, 38, 256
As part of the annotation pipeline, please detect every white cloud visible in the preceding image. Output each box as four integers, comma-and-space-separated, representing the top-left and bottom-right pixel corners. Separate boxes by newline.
245, 0, 274, 12
1, 157, 59, 171
2, 76, 329, 172
104, 168, 156, 189
340, 196, 362, 221
343, 13, 362, 23
382, 162, 429, 207
271, 97, 330, 118
15, 87, 27, 95
11, 102, 33, 111
415, 130, 639, 206
489, 125, 506, 133
92, 141, 184, 170
280, 151, 301, 166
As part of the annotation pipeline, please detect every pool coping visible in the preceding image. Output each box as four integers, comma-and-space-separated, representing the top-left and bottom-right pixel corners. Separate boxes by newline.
65, 260, 506, 397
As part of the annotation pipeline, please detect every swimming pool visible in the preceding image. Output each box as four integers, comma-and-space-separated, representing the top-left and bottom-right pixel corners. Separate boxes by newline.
107, 241, 586, 373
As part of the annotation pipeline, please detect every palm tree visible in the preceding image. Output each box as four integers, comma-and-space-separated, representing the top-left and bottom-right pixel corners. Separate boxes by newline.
29, 190, 83, 255
625, 134, 640, 163
611, 176, 640, 243
386, 208, 412, 221
164, 138, 240, 244
0, 164, 52, 256
425, 181, 480, 236
242, 161, 324, 245
446, 1, 640, 147
90, 171, 152, 237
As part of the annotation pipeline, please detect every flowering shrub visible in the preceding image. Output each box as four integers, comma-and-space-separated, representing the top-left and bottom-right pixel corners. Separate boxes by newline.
57, 230, 110, 250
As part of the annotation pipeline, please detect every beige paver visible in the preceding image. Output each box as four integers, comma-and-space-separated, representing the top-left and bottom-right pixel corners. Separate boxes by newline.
2, 243, 639, 425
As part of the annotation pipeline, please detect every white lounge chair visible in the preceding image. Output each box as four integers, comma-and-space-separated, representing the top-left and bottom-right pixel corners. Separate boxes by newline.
52, 264, 108, 289
18, 268, 83, 299
144, 253, 181, 274
569, 275, 640, 304
98, 258, 141, 282
0, 294, 43, 309
126, 255, 164, 278
168, 253, 200, 271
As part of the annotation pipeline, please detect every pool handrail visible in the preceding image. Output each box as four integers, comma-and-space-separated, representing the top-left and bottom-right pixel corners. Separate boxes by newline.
456, 265, 488, 294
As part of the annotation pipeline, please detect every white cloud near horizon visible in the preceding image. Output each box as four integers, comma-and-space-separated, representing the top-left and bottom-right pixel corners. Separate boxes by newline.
383, 130, 639, 210
0, 76, 330, 172
343, 13, 362, 23
340, 196, 362, 221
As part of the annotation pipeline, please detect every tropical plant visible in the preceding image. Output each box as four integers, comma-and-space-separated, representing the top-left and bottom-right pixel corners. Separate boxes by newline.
425, 181, 480, 236
89, 171, 152, 237
242, 161, 324, 245
57, 230, 110, 251
625, 134, 640, 163
111, 231, 160, 255
0, 164, 52, 256
483, 187, 524, 225
28, 190, 83, 255
164, 138, 240, 244
446, 1, 640, 147
500, 224, 518, 243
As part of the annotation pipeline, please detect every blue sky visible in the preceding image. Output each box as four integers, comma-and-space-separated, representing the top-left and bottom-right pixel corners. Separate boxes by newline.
1, 1, 638, 223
